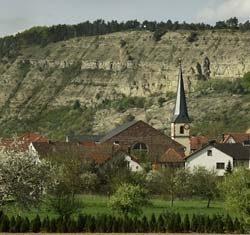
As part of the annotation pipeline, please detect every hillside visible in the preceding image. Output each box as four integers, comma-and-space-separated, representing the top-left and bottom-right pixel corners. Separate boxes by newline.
0, 30, 249, 139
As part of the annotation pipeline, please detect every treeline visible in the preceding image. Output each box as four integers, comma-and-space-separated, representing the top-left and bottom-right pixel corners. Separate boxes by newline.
0, 211, 244, 233
1, 17, 250, 59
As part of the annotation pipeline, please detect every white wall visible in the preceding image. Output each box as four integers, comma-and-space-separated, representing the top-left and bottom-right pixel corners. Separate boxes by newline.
185, 146, 233, 176
125, 156, 143, 172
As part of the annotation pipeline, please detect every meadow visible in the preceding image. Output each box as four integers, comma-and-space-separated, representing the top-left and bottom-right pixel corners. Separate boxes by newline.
3, 195, 232, 219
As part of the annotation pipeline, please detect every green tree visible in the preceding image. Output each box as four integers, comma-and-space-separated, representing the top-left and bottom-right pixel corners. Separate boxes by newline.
190, 167, 219, 208
148, 167, 191, 206
46, 152, 96, 217
221, 168, 250, 224
108, 183, 149, 216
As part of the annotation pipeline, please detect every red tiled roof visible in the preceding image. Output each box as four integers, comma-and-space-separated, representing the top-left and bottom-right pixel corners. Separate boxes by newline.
222, 133, 250, 144
19, 133, 48, 143
190, 136, 209, 151
159, 148, 185, 163
0, 133, 48, 152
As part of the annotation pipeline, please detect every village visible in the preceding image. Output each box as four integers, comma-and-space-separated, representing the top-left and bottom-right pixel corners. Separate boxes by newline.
1, 62, 249, 176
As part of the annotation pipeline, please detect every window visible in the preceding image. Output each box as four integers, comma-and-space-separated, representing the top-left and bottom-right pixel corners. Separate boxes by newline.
207, 150, 212, 156
180, 126, 184, 134
114, 141, 120, 145
133, 142, 147, 151
216, 162, 225, 169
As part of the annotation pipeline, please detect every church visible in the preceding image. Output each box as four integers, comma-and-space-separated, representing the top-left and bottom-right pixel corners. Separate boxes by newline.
66, 61, 192, 168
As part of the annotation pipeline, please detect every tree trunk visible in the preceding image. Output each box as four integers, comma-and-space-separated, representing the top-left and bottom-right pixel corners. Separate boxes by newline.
171, 194, 174, 207
207, 198, 211, 208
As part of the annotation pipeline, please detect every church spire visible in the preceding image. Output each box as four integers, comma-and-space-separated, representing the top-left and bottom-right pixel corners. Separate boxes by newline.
172, 59, 190, 123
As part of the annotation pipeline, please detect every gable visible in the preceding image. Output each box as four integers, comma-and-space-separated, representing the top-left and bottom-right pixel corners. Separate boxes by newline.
101, 120, 183, 148
186, 145, 233, 162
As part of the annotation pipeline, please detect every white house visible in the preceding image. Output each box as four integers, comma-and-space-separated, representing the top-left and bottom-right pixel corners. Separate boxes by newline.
185, 142, 250, 176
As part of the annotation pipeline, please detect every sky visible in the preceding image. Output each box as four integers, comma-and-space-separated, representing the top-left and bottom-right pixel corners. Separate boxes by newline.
1, 0, 250, 37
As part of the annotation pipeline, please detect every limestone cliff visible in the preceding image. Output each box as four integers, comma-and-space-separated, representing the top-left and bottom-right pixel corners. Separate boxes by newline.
0, 30, 249, 138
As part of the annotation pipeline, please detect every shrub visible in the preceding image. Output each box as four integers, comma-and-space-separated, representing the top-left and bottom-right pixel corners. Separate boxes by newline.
158, 97, 166, 107
109, 183, 149, 216
187, 32, 198, 43
153, 29, 166, 42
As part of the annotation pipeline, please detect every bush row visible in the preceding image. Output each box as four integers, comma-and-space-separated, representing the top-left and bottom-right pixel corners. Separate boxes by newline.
0, 211, 245, 233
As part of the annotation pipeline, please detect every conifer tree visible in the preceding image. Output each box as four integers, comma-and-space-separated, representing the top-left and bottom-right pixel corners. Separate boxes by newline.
20, 217, 30, 233
49, 218, 57, 233
205, 216, 211, 233
217, 216, 224, 233
168, 213, 176, 232
31, 215, 41, 233
15, 215, 22, 233
142, 216, 149, 233
89, 216, 96, 233
157, 214, 165, 232
183, 214, 190, 232
225, 161, 233, 174
0, 211, 3, 221
234, 218, 241, 233
211, 215, 218, 233
191, 214, 198, 232
42, 216, 50, 232
106, 215, 113, 233
150, 213, 157, 232
0, 215, 10, 232
175, 213, 182, 232
197, 215, 205, 233
9, 216, 16, 233
111, 217, 119, 233
68, 218, 77, 233
77, 214, 86, 232
225, 214, 234, 232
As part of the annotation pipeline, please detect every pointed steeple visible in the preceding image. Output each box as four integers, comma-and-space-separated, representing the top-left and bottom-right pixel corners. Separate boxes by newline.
172, 60, 190, 123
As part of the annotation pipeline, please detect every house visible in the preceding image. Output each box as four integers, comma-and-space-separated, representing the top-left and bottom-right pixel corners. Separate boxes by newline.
185, 142, 250, 176
29, 141, 143, 171
220, 132, 250, 144
0, 132, 48, 152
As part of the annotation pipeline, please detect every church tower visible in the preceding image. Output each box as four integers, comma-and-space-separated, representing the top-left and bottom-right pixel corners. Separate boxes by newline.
171, 60, 191, 155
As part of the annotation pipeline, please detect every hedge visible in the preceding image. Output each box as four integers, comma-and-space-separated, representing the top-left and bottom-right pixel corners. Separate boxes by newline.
0, 210, 245, 233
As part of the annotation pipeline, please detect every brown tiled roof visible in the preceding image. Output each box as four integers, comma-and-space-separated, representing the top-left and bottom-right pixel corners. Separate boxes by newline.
222, 133, 250, 144
159, 148, 185, 163
190, 136, 209, 151
32, 141, 113, 164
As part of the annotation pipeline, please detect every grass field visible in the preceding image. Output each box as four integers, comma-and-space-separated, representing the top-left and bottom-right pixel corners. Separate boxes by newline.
2, 195, 234, 220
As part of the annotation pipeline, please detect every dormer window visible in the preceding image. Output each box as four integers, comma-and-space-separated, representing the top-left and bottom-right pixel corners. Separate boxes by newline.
207, 150, 212, 156
180, 126, 184, 134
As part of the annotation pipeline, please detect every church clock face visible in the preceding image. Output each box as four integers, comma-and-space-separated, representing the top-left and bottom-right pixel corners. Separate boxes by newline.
184, 124, 190, 130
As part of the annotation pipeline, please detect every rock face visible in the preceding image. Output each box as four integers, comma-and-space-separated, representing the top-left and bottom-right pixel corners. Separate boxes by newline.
0, 30, 249, 136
